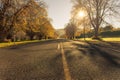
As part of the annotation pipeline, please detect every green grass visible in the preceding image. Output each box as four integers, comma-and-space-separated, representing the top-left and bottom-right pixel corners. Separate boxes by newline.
78, 38, 97, 41
0, 40, 41, 48
102, 37, 120, 41
78, 37, 120, 41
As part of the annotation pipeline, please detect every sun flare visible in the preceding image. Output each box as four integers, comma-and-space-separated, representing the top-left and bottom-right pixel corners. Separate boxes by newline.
77, 10, 86, 18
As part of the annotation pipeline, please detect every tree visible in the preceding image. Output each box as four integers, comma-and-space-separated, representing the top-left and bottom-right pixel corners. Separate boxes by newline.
0, 0, 48, 41
0, 0, 32, 41
14, 0, 48, 40
103, 25, 114, 31
38, 19, 55, 39
72, 0, 120, 39
65, 22, 77, 39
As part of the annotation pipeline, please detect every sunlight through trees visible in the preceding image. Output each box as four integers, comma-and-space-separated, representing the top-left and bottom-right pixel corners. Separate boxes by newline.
71, 0, 120, 39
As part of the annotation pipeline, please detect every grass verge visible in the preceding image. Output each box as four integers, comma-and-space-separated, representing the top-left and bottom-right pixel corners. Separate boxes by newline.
78, 37, 120, 42
102, 37, 120, 41
0, 40, 43, 48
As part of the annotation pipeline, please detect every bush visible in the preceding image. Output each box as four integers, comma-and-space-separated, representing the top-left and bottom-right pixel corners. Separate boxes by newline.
100, 30, 120, 37
92, 36, 102, 40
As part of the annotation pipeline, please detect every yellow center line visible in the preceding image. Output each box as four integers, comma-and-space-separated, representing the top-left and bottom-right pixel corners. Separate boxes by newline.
60, 42, 72, 80
58, 43, 60, 50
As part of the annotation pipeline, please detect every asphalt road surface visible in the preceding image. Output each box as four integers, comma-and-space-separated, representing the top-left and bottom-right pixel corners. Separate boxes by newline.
0, 39, 120, 80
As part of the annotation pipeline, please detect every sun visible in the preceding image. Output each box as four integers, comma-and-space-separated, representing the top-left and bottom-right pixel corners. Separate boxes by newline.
77, 10, 86, 18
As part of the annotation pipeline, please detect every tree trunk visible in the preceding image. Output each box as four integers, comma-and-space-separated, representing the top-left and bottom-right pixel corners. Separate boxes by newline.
0, 34, 7, 42
0, 38, 5, 42
30, 35, 34, 40
38, 36, 42, 40
93, 27, 99, 40
94, 30, 98, 38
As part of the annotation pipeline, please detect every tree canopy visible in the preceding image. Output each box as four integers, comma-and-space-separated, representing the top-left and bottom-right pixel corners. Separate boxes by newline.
0, 0, 55, 42
71, 0, 120, 39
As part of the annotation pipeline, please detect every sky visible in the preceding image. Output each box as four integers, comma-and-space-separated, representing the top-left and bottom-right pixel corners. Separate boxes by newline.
43, 0, 73, 29
42, 0, 120, 29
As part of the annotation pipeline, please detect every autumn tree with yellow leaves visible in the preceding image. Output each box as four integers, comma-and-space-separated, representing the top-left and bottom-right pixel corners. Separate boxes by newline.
0, 0, 55, 42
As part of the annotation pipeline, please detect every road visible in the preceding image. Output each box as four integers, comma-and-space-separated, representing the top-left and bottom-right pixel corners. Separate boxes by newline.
0, 39, 120, 80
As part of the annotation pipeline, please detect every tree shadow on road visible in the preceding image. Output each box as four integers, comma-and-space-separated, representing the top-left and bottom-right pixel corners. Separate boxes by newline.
8, 40, 58, 49
72, 42, 120, 68
7, 39, 70, 49
100, 40, 120, 48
